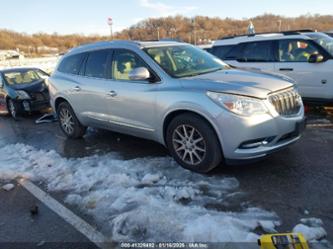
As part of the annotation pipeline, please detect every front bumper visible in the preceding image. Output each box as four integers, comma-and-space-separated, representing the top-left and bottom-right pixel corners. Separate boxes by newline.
15, 99, 50, 113
15, 90, 51, 113
215, 106, 305, 161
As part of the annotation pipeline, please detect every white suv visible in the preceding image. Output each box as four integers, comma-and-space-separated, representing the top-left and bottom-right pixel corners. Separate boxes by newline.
210, 30, 333, 104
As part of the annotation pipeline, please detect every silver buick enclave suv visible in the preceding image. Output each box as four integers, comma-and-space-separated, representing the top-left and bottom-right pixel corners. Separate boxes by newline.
48, 41, 305, 173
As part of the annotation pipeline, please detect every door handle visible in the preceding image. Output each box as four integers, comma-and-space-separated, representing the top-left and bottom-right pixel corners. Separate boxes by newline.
107, 90, 117, 97
279, 68, 294, 71
73, 86, 81, 91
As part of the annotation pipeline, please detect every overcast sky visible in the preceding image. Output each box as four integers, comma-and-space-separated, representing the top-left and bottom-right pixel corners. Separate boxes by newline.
1, 0, 333, 35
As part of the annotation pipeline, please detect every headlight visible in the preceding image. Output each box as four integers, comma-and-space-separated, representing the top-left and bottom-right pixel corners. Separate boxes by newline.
15, 90, 31, 100
207, 91, 268, 116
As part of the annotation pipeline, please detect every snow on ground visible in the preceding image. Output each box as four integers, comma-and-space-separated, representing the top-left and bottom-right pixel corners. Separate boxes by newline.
0, 143, 281, 242
293, 224, 327, 241
293, 218, 327, 241
292, 218, 331, 249
0, 57, 59, 73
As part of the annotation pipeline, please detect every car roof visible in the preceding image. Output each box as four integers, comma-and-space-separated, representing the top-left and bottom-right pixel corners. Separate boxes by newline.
65, 40, 186, 57
213, 30, 317, 46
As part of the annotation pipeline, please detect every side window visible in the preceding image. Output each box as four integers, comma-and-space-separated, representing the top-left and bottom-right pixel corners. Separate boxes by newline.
112, 50, 147, 81
212, 45, 235, 60
278, 39, 320, 62
239, 41, 275, 62
224, 44, 244, 60
58, 53, 85, 75
85, 50, 110, 78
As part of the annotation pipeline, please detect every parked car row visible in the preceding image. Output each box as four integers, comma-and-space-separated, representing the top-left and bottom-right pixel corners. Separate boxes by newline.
208, 30, 333, 105
5, 30, 332, 172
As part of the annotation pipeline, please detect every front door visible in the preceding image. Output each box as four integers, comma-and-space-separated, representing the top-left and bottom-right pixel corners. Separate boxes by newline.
274, 39, 333, 100
105, 49, 159, 137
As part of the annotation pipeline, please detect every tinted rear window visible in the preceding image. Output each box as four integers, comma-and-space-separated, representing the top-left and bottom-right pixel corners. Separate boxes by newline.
239, 41, 275, 62
211, 45, 235, 59
84, 50, 110, 78
224, 44, 244, 60
58, 53, 85, 75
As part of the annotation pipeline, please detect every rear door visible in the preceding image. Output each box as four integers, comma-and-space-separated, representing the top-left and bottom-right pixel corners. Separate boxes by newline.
274, 39, 333, 100
223, 41, 276, 72
71, 49, 114, 127
211, 45, 235, 60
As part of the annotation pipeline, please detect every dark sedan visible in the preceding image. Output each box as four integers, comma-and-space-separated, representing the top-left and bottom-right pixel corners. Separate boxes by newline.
0, 67, 50, 119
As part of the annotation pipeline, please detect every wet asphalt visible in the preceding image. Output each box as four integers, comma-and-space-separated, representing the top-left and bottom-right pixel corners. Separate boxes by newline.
0, 181, 98, 249
0, 109, 332, 243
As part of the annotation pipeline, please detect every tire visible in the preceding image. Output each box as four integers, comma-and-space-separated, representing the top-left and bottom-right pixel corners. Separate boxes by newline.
7, 98, 18, 120
57, 101, 86, 139
166, 113, 223, 173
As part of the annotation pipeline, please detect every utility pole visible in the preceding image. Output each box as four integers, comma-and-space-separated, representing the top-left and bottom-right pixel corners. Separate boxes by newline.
192, 17, 197, 45
157, 27, 160, 40
278, 20, 282, 32
108, 17, 113, 40
170, 27, 176, 39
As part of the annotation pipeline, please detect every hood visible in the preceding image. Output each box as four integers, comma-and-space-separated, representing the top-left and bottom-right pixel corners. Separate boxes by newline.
9, 79, 47, 93
180, 69, 294, 99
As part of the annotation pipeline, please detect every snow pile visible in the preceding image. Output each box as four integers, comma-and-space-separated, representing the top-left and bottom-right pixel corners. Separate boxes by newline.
2, 183, 15, 191
0, 143, 280, 242
300, 218, 324, 228
293, 218, 327, 241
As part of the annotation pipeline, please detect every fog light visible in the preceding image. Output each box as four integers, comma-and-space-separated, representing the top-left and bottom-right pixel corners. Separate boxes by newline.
22, 101, 31, 111
239, 136, 275, 149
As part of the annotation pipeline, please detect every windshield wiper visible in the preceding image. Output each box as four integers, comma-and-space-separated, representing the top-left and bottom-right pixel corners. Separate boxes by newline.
177, 67, 224, 78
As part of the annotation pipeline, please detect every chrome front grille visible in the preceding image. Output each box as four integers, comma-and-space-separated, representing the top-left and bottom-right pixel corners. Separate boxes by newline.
269, 88, 302, 116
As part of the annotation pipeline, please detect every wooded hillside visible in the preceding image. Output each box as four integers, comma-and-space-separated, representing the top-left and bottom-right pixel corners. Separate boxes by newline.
1, 14, 332, 56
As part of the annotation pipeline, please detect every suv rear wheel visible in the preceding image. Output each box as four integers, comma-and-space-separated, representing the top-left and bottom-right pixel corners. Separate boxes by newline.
57, 102, 86, 139
166, 113, 222, 173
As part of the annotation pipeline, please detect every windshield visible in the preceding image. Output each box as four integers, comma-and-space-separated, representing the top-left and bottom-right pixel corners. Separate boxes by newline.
307, 33, 333, 56
144, 45, 228, 78
3, 69, 43, 85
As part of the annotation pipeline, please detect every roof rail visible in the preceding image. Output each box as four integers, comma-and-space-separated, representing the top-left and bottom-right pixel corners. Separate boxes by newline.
281, 29, 315, 35
288, 29, 315, 33
218, 29, 315, 40
67, 40, 141, 54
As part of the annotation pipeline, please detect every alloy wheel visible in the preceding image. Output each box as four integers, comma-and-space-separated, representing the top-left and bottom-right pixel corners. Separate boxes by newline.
172, 124, 207, 166
59, 108, 75, 135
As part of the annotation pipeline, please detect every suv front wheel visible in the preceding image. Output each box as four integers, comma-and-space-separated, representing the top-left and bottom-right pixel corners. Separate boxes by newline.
166, 113, 222, 173
57, 102, 86, 139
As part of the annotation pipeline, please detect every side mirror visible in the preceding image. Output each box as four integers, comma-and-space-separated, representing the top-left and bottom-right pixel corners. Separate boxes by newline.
128, 67, 150, 81
308, 54, 324, 63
